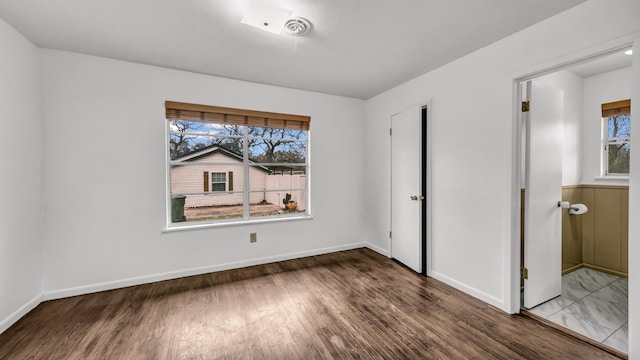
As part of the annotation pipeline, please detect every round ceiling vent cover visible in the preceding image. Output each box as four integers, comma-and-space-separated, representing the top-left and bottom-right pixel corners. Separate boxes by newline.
284, 17, 311, 36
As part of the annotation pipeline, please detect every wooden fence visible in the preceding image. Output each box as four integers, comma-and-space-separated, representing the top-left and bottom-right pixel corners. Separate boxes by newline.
263, 174, 307, 211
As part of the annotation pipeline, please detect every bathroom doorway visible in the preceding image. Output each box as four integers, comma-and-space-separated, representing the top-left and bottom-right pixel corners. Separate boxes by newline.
519, 46, 632, 355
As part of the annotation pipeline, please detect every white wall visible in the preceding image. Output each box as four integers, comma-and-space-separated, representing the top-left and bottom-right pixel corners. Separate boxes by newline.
534, 66, 633, 187
364, 0, 639, 340
0, 18, 43, 332
534, 71, 584, 186
582, 66, 633, 184
3, 0, 640, 356
40, 50, 366, 297
628, 35, 640, 358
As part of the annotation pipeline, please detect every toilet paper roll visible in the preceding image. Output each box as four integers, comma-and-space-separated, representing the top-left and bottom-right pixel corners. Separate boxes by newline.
568, 203, 588, 215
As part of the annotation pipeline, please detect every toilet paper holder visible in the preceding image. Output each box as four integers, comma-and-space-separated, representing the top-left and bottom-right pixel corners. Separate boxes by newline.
557, 201, 588, 215
557, 201, 579, 211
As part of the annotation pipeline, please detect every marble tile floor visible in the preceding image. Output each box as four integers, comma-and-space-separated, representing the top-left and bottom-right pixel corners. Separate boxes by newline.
527, 268, 628, 354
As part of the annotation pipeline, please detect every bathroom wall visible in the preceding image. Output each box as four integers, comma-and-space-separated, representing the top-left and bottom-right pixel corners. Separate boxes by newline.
582, 66, 632, 184
563, 67, 631, 275
536, 66, 632, 276
533, 65, 632, 187
562, 185, 629, 276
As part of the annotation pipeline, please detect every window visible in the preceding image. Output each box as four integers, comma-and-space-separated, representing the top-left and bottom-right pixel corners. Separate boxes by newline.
601, 100, 631, 176
166, 101, 310, 227
210, 172, 227, 192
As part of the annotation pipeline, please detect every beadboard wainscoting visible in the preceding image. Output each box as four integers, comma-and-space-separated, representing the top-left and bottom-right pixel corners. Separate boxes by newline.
562, 185, 628, 277
521, 185, 628, 278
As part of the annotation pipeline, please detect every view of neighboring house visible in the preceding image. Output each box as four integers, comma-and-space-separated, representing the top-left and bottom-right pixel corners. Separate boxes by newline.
170, 145, 306, 211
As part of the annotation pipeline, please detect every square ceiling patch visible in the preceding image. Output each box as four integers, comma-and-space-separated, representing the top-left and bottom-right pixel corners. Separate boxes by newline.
241, 0, 292, 34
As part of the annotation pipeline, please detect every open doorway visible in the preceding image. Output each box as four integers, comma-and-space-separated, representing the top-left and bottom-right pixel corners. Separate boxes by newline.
519, 47, 632, 355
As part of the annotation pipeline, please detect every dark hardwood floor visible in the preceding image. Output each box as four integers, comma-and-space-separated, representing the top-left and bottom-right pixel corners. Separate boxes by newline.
0, 248, 618, 359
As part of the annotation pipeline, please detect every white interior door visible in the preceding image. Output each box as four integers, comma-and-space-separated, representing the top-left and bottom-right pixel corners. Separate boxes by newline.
524, 80, 564, 309
391, 106, 422, 273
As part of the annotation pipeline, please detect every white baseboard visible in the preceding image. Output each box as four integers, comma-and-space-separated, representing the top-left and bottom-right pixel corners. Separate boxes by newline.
0, 293, 43, 334
365, 242, 390, 257
44, 242, 367, 301
430, 271, 506, 312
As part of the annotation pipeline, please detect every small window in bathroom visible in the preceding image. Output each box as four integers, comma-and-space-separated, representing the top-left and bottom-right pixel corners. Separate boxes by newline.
601, 100, 631, 176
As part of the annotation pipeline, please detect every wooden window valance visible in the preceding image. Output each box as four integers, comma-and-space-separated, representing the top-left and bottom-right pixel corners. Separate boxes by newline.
166, 101, 310, 130
601, 99, 631, 117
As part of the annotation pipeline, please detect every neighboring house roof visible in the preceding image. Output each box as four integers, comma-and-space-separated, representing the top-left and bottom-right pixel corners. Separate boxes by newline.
173, 145, 270, 173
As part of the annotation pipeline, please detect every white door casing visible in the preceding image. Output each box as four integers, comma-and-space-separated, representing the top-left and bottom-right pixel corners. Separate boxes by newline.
391, 106, 422, 273
523, 80, 564, 309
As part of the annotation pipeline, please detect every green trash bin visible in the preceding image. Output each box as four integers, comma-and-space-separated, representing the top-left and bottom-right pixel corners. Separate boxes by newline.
171, 196, 186, 222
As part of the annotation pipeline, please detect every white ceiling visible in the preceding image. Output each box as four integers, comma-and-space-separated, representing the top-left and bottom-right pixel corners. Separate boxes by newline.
567, 49, 633, 78
0, 0, 588, 99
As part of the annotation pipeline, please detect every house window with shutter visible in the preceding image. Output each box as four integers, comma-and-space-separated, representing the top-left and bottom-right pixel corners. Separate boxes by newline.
166, 101, 310, 228
210, 172, 226, 192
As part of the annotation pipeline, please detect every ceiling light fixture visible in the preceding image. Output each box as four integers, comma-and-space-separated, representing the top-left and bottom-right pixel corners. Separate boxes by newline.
241, 0, 292, 34
624, 49, 633, 55
284, 17, 312, 36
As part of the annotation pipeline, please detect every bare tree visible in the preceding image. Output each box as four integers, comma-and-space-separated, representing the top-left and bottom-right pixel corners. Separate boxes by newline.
607, 115, 631, 174
169, 121, 306, 163
212, 125, 244, 154
248, 127, 306, 163
169, 120, 205, 159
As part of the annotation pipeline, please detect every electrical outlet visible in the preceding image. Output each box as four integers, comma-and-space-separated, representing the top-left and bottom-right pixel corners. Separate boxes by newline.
250, 232, 257, 243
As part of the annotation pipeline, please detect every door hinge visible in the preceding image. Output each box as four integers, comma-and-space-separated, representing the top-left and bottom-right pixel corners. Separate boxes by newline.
522, 267, 528, 280
389, 231, 392, 238
522, 101, 530, 112
389, 128, 392, 136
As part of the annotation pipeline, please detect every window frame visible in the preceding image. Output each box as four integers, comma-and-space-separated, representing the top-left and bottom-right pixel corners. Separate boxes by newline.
210, 172, 227, 192
164, 102, 312, 230
601, 113, 631, 178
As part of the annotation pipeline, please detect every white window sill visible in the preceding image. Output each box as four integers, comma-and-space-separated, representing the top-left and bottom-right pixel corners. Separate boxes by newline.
594, 176, 629, 183
163, 214, 313, 233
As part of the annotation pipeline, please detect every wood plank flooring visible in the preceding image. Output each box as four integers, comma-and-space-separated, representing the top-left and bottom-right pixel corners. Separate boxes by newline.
0, 248, 619, 359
